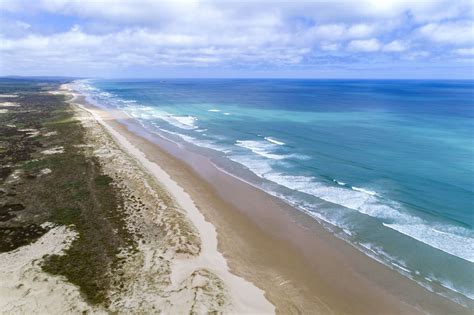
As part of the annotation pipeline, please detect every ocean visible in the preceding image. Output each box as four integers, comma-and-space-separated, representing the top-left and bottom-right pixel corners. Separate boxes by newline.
72, 78, 474, 306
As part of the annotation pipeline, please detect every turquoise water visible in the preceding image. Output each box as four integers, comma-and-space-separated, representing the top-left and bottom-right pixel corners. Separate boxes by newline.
73, 79, 474, 306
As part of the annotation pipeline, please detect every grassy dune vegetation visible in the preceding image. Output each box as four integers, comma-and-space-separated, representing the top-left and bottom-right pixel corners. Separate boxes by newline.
0, 79, 134, 305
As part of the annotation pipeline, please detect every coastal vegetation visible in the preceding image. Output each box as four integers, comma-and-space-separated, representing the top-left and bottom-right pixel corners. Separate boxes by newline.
0, 79, 134, 305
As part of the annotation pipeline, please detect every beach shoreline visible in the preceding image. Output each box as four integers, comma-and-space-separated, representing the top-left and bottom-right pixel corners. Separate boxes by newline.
65, 88, 274, 314
65, 84, 470, 314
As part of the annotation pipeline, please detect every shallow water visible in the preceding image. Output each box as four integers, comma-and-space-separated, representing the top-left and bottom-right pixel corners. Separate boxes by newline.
73, 78, 474, 306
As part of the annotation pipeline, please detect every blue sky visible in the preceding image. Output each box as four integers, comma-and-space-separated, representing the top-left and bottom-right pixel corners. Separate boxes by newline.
0, 0, 473, 79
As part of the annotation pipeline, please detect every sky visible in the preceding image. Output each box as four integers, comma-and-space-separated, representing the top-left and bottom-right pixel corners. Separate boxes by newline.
0, 0, 473, 79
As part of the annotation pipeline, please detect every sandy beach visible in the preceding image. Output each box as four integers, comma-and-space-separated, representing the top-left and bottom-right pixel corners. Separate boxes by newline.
63, 84, 470, 314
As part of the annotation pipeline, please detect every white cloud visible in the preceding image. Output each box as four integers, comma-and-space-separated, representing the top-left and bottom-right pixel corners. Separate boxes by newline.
417, 21, 474, 45
382, 40, 408, 52
404, 51, 431, 60
305, 23, 379, 42
0, 27, 309, 71
320, 42, 339, 51
308, 24, 346, 40
347, 38, 381, 52
346, 23, 376, 38
4, 0, 472, 25
0, 19, 32, 39
0, 0, 473, 75
454, 47, 474, 55
15, 21, 31, 30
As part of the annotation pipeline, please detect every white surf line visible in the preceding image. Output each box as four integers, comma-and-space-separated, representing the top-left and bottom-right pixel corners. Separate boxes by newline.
264, 137, 285, 146
71, 97, 275, 314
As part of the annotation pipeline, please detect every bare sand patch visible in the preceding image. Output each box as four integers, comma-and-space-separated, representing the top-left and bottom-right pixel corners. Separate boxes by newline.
43, 131, 58, 137
5, 169, 23, 185
18, 128, 40, 138
39, 168, 52, 175
0, 102, 19, 107
0, 225, 104, 314
41, 146, 64, 155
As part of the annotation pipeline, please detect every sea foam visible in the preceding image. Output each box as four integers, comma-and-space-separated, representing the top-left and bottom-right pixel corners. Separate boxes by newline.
125, 105, 199, 130
236, 140, 287, 160
333, 179, 347, 186
352, 186, 378, 196
383, 223, 474, 263
264, 137, 285, 146
168, 115, 198, 129
249, 170, 474, 263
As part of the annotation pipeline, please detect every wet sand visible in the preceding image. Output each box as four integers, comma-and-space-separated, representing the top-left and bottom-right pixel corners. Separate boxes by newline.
73, 93, 469, 314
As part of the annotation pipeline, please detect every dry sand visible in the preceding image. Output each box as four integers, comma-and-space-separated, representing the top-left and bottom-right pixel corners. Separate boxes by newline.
40, 146, 65, 155
0, 102, 19, 107
0, 225, 104, 314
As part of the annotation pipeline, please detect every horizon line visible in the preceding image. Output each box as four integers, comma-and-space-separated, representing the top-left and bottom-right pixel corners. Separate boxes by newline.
1, 75, 474, 81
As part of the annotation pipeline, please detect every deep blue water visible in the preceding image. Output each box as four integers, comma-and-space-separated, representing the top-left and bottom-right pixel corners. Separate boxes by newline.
74, 79, 474, 306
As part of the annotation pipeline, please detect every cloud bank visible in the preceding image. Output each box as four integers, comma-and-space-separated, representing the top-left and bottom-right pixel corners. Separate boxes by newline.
0, 0, 473, 78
